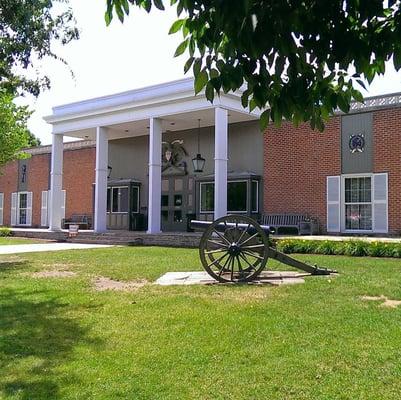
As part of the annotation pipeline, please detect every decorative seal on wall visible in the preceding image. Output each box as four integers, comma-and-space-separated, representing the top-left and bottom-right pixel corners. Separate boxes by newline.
349, 134, 365, 153
161, 140, 188, 174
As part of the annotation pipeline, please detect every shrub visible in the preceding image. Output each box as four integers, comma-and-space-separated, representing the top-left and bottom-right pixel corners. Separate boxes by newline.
315, 240, 337, 255
342, 240, 369, 257
0, 227, 12, 237
275, 238, 401, 259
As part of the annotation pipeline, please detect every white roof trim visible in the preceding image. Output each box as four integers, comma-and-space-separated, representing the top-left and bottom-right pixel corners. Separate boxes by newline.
44, 77, 251, 125
43, 77, 258, 136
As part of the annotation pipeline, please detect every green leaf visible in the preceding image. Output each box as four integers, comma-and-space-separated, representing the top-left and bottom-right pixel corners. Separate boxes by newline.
352, 89, 364, 103
259, 109, 270, 131
174, 39, 188, 57
193, 58, 202, 76
205, 83, 215, 102
169, 19, 184, 34
194, 70, 208, 94
394, 51, 401, 71
337, 94, 350, 113
105, 10, 112, 26
184, 57, 194, 74
153, 0, 165, 10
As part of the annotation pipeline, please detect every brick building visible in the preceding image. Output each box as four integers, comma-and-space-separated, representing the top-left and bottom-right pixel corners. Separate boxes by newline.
1, 79, 400, 236
0, 141, 95, 228
264, 93, 401, 235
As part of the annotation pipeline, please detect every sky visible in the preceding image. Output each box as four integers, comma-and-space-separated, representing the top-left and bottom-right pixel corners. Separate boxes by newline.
21, 0, 401, 145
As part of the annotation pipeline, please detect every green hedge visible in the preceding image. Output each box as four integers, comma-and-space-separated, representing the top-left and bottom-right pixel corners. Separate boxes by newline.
0, 227, 12, 237
274, 239, 401, 258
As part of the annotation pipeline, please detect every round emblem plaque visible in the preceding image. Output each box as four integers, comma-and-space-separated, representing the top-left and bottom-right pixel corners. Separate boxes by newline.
349, 134, 365, 153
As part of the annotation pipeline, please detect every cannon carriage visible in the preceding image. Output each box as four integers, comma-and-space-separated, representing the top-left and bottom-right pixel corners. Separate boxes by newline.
191, 215, 336, 283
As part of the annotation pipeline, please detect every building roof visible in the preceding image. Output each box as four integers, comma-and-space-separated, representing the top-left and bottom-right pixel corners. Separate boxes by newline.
24, 140, 95, 155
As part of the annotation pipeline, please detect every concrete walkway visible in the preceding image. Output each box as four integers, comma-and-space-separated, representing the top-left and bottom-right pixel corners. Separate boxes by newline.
0, 242, 113, 255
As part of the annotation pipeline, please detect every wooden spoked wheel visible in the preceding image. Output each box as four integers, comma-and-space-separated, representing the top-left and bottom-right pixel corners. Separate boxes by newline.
199, 215, 269, 283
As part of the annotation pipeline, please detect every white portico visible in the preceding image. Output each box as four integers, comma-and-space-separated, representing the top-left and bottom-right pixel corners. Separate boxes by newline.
44, 78, 260, 233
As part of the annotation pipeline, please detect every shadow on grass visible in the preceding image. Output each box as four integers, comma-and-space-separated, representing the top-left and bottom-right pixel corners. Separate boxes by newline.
0, 260, 30, 273
0, 288, 102, 399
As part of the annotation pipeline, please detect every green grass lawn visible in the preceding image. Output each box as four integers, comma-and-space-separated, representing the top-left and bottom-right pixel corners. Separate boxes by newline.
1, 246, 401, 399
0, 237, 46, 246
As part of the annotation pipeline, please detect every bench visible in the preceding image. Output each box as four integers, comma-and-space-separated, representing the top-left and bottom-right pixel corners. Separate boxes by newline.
261, 214, 318, 235
62, 214, 92, 230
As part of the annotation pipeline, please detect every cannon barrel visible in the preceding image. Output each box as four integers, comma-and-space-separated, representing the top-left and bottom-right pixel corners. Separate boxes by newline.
190, 219, 276, 235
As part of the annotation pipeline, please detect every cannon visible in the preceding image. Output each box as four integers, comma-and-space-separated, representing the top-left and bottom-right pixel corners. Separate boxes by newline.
191, 215, 336, 283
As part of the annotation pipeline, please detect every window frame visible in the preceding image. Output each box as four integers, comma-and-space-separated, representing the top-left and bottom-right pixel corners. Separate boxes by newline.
17, 191, 29, 226
199, 182, 215, 213
199, 179, 258, 214
341, 173, 373, 233
107, 186, 129, 214
251, 180, 259, 213
131, 186, 140, 214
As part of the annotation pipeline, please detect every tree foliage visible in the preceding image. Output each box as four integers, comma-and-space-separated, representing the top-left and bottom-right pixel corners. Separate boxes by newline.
0, 91, 32, 167
105, 0, 401, 130
0, 0, 75, 166
0, 0, 79, 96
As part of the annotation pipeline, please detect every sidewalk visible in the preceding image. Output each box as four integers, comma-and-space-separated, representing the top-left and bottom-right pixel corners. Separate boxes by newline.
0, 242, 113, 255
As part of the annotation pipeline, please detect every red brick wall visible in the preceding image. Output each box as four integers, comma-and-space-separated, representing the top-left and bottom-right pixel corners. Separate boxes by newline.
27, 153, 50, 227
0, 146, 95, 227
373, 107, 401, 234
0, 161, 18, 226
263, 117, 341, 233
63, 147, 95, 219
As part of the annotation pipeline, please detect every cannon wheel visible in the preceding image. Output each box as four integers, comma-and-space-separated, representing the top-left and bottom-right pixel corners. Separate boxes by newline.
199, 215, 269, 283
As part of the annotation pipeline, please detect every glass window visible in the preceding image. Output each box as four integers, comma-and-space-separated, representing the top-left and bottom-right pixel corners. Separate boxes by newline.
174, 194, 182, 206
18, 193, 28, 225
109, 186, 129, 213
161, 195, 169, 207
227, 181, 247, 212
19, 209, 27, 225
200, 183, 214, 212
120, 187, 128, 212
344, 177, 372, 230
251, 181, 258, 212
199, 180, 259, 214
174, 210, 183, 222
161, 210, 168, 223
19, 193, 27, 209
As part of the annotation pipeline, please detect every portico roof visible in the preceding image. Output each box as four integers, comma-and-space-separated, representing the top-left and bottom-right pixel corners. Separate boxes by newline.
44, 77, 260, 140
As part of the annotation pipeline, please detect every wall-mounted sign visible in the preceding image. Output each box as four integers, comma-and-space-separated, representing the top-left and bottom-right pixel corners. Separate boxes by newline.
349, 134, 365, 153
161, 140, 188, 175
21, 164, 27, 183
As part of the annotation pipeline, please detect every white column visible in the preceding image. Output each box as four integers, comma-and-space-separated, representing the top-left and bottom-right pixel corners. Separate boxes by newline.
94, 127, 108, 233
49, 134, 64, 231
214, 107, 228, 219
147, 118, 162, 233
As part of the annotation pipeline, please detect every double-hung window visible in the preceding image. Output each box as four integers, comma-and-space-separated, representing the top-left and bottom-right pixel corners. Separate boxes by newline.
344, 176, 372, 230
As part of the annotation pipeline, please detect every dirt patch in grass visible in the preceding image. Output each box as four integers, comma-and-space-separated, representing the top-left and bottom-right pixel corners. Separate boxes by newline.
93, 276, 148, 292
31, 270, 77, 278
360, 295, 401, 308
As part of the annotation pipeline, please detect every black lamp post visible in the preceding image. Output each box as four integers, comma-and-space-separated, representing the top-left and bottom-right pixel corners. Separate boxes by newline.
192, 119, 205, 173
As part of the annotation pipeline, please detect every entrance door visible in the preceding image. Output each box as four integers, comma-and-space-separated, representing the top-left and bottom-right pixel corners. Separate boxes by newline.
161, 176, 195, 232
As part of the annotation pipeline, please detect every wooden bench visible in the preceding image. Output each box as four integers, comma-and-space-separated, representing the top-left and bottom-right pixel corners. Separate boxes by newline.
62, 214, 92, 230
261, 214, 318, 235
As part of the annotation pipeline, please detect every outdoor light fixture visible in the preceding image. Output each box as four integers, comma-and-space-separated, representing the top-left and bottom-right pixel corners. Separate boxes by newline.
107, 165, 112, 178
192, 119, 205, 173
